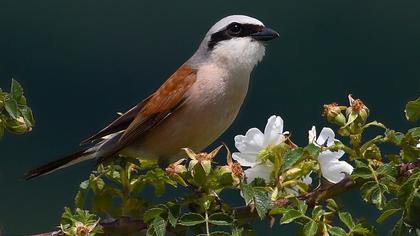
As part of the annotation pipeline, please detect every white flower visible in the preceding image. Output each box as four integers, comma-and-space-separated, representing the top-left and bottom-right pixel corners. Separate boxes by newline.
309, 126, 354, 184
417, 139, 420, 149
233, 115, 286, 183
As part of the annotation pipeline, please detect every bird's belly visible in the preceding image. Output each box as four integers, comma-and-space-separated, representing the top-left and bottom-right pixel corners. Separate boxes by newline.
121, 73, 249, 163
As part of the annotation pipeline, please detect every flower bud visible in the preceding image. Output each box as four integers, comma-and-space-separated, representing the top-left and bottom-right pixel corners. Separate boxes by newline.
165, 159, 187, 176
75, 222, 90, 236
6, 116, 32, 134
346, 95, 370, 124
322, 103, 346, 126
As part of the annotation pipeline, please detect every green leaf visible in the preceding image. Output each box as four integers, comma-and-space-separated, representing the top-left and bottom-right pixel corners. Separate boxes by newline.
4, 95, 19, 119
254, 190, 271, 219
280, 209, 303, 224
328, 226, 347, 236
144, 208, 165, 223
74, 190, 86, 209
282, 147, 304, 171
304, 143, 321, 158
20, 107, 35, 127
297, 200, 308, 214
303, 220, 318, 236
405, 97, 420, 122
376, 208, 401, 223
193, 163, 207, 186
152, 216, 167, 236
339, 211, 355, 229
352, 166, 372, 179
167, 204, 181, 227
352, 223, 373, 235
10, 79, 24, 101
311, 206, 324, 219
208, 213, 232, 226
231, 227, 244, 236
326, 199, 338, 211
95, 177, 105, 190
360, 181, 377, 201
179, 213, 205, 226
241, 183, 254, 205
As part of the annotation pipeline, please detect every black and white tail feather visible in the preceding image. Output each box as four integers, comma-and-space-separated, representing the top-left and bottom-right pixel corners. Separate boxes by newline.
25, 133, 121, 180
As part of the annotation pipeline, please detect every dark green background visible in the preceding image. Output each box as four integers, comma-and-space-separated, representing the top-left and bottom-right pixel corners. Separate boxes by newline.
1, 0, 420, 235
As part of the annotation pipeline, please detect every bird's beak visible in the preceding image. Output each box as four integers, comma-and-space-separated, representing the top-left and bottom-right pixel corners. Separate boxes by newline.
251, 27, 279, 41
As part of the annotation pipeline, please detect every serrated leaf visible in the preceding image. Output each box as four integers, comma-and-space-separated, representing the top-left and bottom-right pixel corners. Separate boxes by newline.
167, 204, 180, 227
303, 220, 318, 236
208, 213, 232, 226
405, 97, 420, 122
282, 147, 304, 171
280, 209, 303, 224
360, 181, 377, 201
95, 177, 105, 190
4, 96, 19, 119
179, 213, 205, 226
326, 198, 338, 211
376, 208, 400, 223
352, 167, 372, 179
339, 212, 355, 229
241, 183, 254, 205
152, 216, 167, 236
254, 190, 271, 219
10, 79, 23, 101
144, 208, 165, 223
328, 226, 347, 236
311, 206, 324, 219
352, 223, 372, 235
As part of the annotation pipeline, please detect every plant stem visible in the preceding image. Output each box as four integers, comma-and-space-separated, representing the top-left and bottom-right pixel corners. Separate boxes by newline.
205, 211, 210, 236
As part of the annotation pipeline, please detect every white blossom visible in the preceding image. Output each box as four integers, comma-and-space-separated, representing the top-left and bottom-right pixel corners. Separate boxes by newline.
309, 126, 354, 184
232, 115, 286, 183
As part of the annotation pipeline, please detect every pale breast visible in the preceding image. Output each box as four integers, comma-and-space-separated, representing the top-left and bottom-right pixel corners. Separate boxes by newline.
122, 64, 250, 162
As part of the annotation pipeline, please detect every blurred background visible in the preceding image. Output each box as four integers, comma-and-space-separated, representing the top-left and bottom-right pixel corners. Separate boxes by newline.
0, 0, 419, 235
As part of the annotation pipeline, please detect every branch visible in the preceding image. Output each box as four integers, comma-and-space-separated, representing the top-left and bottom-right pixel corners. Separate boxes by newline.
32, 159, 419, 236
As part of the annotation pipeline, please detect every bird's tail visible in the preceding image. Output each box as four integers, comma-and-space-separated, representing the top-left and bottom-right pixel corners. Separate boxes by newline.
25, 148, 96, 180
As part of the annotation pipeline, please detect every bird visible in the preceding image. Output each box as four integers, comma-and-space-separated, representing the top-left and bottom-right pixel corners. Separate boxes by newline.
25, 15, 279, 180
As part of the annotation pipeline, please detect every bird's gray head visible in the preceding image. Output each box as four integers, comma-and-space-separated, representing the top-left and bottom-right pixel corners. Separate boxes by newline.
191, 15, 279, 72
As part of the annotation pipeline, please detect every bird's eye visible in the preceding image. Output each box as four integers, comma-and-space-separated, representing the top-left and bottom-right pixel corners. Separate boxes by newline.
228, 23, 242, 35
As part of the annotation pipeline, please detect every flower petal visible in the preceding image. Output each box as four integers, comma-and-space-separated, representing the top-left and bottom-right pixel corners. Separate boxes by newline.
263, 115, 284, 146
308, 126, 317, 144
318, 154, 354, 184
234, 128, 264, 154
244, 162, 273, 183
232, 152, 257, 167
316, 127, 335, 147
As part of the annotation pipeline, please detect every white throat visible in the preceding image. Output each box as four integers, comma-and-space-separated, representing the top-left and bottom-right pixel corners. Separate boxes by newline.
209, 38, 266, 73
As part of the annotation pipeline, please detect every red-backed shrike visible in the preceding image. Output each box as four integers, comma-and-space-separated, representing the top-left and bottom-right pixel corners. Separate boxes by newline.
26, 15, 279, 179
